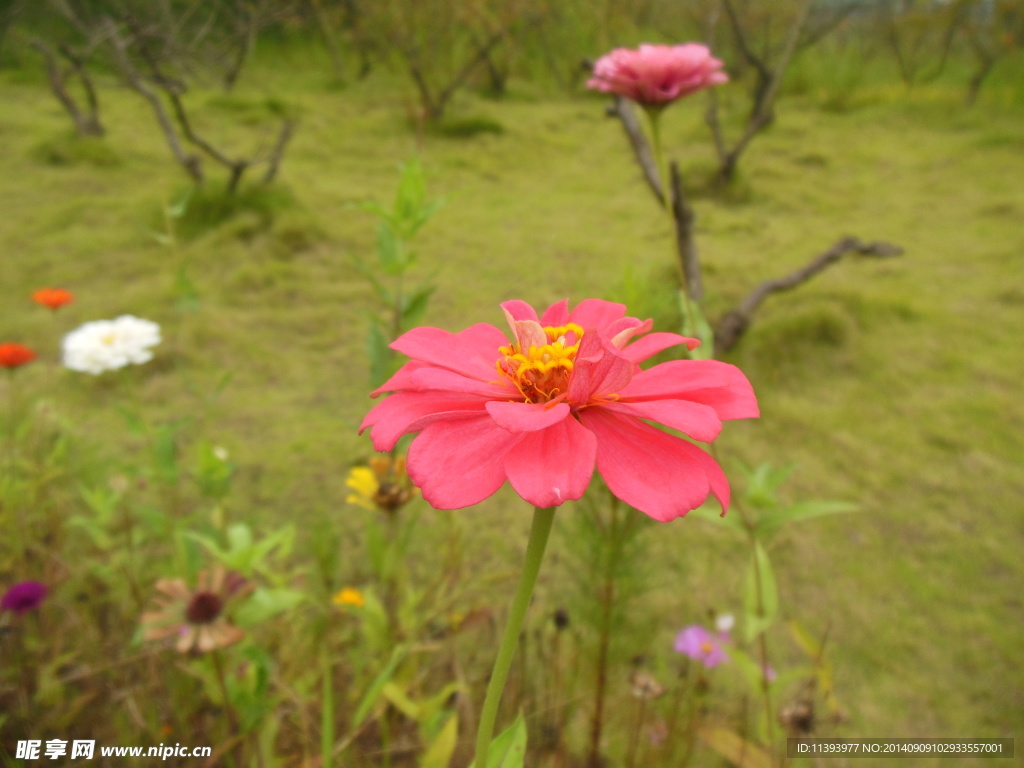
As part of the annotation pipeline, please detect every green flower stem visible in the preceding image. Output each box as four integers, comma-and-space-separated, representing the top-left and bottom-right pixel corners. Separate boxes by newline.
473, 505, 556, 767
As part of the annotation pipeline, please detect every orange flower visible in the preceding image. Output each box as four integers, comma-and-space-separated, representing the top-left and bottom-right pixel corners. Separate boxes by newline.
0, 343, 36, 369
32, 288, 74, 311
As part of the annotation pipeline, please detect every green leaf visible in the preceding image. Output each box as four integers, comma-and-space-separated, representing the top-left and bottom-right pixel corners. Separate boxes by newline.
394, 157, 427, 224
167, 189, 193, 219
467, 713, 527, 768
754, 501, 857, 538
679, 292, 715, 360
401, 284, 435, 327
234, 587, 305, 627
741, 462, 796, 511
382, 682, 420, 721
420, 714, 458, 768
367, 322, 395, 390
417, 682, 464, 726
353, 644, 408, 728
377, 220, 407, 275
743, 541, 778, 642
688, 500, 746, 532
183, 531, 228, 562
227, 523, 254, 553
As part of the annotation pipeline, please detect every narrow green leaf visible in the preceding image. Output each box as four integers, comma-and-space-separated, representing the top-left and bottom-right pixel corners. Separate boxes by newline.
743, 541, 778, 642
377, 220, 406, 274
420, 714, 458, 768
754, 501, 857, 538
234, 587, 305, 627
401, 284, 435, 327
382, 681, 420, 721
352, 645, 408, 728
366, 322, 394, 389
467, 712, 527, 768
688, 501, 745, 533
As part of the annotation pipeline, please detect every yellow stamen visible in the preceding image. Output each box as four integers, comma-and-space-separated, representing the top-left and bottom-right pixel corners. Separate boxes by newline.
497, 324, 585, 403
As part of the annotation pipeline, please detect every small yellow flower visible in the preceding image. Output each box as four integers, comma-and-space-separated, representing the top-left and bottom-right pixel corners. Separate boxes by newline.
345, 455, 417, 514
332, 587, 365, 608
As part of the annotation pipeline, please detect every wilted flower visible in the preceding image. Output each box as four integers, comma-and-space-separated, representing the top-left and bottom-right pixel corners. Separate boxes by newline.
63, 315, 161, 375
360, 299, 757, 522
1, 581, 48, 615
346, 455, 417, 514
32, 288, 74, 311
588, 43, 728, 108
674, 624, 729, 668
0, 343, 36, 369
332, 587, 365, 608
141, 568, 252, 655
630, 670, 666, 700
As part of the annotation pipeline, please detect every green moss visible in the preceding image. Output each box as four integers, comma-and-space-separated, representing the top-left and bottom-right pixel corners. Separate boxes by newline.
31, 133, 122, 167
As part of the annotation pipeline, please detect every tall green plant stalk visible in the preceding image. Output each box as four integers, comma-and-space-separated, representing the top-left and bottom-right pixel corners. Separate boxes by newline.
586, 494, 640, 768
473, 506, 556, 768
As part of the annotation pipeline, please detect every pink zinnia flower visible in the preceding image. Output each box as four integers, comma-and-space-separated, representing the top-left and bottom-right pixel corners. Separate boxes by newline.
359, 299, 758, 522
588, 43, 728, 107
674, 624, 730, 668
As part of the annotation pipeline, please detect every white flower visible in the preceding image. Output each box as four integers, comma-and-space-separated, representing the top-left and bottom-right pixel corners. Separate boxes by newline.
715, 613, 735, 633
63, 315, 162, 375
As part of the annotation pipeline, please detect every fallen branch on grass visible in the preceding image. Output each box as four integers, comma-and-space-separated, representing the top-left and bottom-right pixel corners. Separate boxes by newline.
714, 237, 904, 352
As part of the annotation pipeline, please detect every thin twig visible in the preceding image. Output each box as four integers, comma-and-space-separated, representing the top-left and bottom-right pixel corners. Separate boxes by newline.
714, 237, 903, 352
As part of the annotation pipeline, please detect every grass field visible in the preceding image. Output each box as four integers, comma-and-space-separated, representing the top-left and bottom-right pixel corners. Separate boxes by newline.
1, 40, 1023, 766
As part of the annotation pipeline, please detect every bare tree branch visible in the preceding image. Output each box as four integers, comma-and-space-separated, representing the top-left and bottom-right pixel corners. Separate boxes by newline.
603, 94, 664, 205
104, 18, 204, 184
30, 38, 104, 136
714, 237, 903, 351
262, 119, 296, 184
670, 162, 703, 302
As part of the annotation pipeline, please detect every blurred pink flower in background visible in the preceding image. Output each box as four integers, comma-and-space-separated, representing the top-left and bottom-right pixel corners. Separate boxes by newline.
1, 580, 48, 616
674, 624, 730, 668
587, 43, 728, 107
360, 299, 757, 522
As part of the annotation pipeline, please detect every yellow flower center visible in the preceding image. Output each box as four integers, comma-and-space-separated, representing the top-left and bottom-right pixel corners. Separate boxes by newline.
700, 641, 714, 654
497, 324, 584, 403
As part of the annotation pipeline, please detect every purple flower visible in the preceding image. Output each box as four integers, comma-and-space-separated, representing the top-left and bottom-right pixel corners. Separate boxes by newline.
1, 581, 48, 615
674, 625, 729, 668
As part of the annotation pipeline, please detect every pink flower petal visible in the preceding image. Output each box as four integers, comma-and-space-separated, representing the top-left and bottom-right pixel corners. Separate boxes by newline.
618, 360, 759, 421
579, 408, 713, 521
371, 361, 429, 397
568, 298, 628, 331
391, 323, 508, 381
601, 399, 722, 443
503, 416, 597, 507
411, 367, 513, 398
486, 401, 571, 433
620, 332, 699, 363
540, 299, 571, 326
500, 300, 540, 324
567, 332, 634, 404
360, 391, 490, 451
406, 417, 512, 508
